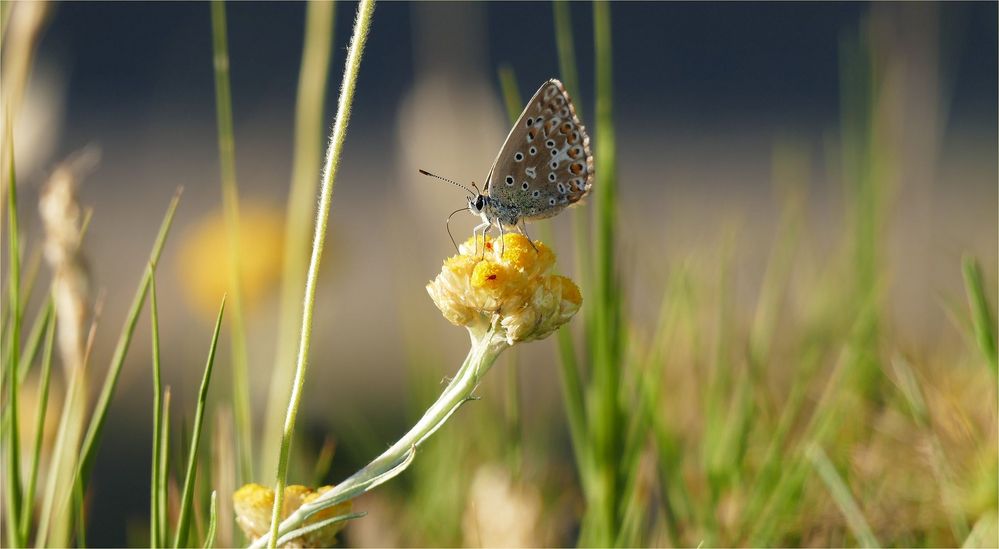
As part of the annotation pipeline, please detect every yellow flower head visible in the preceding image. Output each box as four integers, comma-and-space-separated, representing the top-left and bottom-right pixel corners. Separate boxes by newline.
427, 233, 581, 344
233, 483, 352, 548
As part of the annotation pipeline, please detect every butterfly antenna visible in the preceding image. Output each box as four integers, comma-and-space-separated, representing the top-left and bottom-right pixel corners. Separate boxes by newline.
419, 169, 477, 197
445, 206, 470, 252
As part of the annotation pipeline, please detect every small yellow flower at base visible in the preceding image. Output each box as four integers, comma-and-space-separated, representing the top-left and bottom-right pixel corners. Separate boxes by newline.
427, 233, 582, 344
233, 483, 352, 548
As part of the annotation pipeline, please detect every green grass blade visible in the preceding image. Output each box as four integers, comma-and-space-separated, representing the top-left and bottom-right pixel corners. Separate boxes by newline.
962, 256, 997, 376
202, 491, 218, 549
150, 270, 164, 548
4, 128, 25, 548
209, 0, 253, 484
19, 300, 56, 542
73, 473, 86, 547
74, 190, 181, 487
585, 1, 622, 544
159, 388, 171, 547
15, 295, 53, 386
497, 65, 523, 124
807, 445, 880, 548
173, 296, 226, 548
263, 0, 336, 481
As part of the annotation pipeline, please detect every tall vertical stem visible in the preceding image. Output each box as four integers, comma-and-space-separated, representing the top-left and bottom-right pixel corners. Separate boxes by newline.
266, 1, 375, 546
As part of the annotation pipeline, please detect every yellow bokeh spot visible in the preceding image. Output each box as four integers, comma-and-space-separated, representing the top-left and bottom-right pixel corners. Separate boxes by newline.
178, 202, 284, 316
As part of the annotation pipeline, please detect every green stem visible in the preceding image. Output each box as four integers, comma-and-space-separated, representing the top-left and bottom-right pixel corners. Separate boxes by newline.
252, 327, 508, 549
150, 271, 163, 548
266, 1, 375, 546
263, 0, 336, 480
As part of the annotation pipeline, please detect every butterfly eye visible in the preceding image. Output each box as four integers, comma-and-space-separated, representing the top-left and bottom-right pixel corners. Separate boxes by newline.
475, 196, 484, 210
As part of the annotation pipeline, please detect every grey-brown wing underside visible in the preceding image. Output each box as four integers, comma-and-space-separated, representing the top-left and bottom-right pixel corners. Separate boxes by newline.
485, 79, 593, 221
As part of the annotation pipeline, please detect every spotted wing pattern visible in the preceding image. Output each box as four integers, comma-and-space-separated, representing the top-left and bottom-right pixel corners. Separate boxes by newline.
485, 79, 593, 221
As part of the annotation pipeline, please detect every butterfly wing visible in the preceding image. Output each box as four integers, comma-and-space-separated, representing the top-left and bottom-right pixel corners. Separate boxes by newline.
485, 79, 593, 221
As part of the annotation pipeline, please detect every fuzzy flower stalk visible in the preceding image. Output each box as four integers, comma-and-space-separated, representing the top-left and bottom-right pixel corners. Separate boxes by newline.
242, 233, 580, 548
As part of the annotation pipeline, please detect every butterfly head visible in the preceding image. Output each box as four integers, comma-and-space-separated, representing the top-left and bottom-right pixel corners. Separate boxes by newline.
468, 194, 486, 215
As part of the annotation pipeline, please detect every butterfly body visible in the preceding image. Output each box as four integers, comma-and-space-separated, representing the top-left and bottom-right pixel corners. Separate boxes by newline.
466, 79, 593, 242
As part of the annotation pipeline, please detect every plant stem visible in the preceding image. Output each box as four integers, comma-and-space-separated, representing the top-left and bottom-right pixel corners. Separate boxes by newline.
265, 1, 375, 546
150, 271, 163, 548
263, 0, 336, 479
252, 328, 508, 549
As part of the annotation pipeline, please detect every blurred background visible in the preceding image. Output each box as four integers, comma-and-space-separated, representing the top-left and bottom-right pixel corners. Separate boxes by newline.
2, 1, 997, 547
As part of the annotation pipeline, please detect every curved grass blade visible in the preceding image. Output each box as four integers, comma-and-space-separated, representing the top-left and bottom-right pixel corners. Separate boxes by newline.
75, 190, 182, 486
173, 296, 226, 548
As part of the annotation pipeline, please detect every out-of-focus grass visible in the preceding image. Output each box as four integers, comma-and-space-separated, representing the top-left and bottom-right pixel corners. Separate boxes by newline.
1, 2, 994, 548
209, 0, 253, 485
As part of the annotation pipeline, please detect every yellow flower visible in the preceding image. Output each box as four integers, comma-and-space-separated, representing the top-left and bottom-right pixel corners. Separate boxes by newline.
233, 483, 352, 548
427, 233, 582, 344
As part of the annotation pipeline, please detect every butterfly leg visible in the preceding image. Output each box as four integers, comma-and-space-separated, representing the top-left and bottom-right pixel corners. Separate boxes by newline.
517, 220, 540, 252
472, 221, 492, 257
497, 223, 506, 257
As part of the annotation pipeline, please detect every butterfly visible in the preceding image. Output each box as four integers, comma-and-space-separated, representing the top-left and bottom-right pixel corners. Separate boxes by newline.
421, 79, 593, 253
